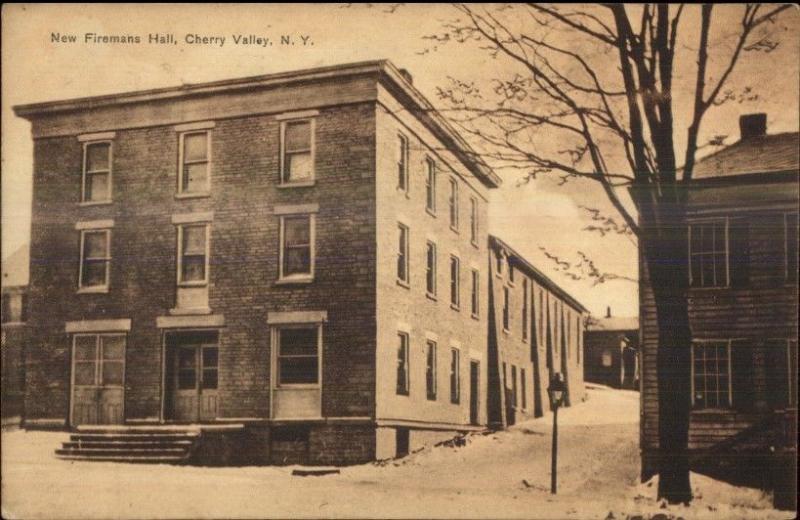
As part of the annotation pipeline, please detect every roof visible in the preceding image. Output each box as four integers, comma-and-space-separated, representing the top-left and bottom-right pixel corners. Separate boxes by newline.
2, 244, 28, 287
586, 316, 638, 332
13, 60, 501, 189
691, 132, 800, 179
488, 235, 588, 313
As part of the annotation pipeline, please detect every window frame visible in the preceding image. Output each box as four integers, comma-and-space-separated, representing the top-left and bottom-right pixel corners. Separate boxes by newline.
521, 367, 527, 410
470, 269, 480, 319
397, 133, 409, 193
450, 347, 460, 404
177, 223, 211, 287
690, 339, 733, 410
425, 157, 436, 215
502, 286, 510, 333
425, 241, 437, 298
81, 140, 113, 204
274, 323, 323, 388
688, 218, 730, 288
469, 196, 478, 247
280, 117, 316, 186
397, 223, 410, 286
522, 278, 529, 341
278, 213, 316, 283
78, 228, 112, 293
177, 130, 211, 196
396, 331, 410, 396
426, 339, 438, 401
448, 177, 459, 232
449, 255, 461, 310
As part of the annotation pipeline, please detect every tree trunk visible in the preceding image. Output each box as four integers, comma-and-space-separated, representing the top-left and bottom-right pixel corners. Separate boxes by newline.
640, 202, 694, 504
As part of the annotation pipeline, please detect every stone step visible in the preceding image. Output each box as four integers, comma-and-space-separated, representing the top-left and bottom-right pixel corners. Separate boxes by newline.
63, 440, 194, 449
70, 433, 199, 443
56, 447, 188, 456
55, 453, 187, 463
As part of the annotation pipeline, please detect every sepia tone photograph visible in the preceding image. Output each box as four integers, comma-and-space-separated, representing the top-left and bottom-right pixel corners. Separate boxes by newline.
1, 3, 798, 519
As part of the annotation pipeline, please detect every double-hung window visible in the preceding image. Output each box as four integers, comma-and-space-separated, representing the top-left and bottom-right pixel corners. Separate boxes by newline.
178, 224, 209, 285
450, 347, 460, 404
521, 368, 527, 409
397, 224, 409, 285
426, 340, 437, 400
502, 286, 510, 332
179, 131, 210, 194
692, 341, 731, 409
522, 279, 529, 341
470, 269, 480, 318
426, 241, 437, 297
425, 158, 436, 213
689, 221, 728, 288
276, 325, 320, 386
78, 224, 112, 292
82, 141, 112, 203
280, 214, 315, 281
396, 332, 410, 395
448, 178, 459, 231
281, 119, 314, 185
397, 134, 409, 192
450, 255, 460, 309
469, 197, 478, 246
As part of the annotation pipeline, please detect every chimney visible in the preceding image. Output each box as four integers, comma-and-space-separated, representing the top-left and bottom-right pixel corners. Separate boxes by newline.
606, 306, 611, 319
398, 68, 413, 85
739, 113, 767, 140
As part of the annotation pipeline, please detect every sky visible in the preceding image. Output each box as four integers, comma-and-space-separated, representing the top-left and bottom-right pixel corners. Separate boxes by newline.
2, 4, 799, 317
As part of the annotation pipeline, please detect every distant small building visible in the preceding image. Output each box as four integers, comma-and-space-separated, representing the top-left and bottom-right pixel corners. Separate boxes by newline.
2, 285, 28, 420
583, 308, 639, 390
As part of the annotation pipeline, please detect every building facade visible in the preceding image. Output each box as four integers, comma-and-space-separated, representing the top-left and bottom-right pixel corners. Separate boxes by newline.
584, 310, 639, 390
13, 61, 508, 464
2, 285, 28, 420
487, 236, 587, 428
639, 114, 798, 507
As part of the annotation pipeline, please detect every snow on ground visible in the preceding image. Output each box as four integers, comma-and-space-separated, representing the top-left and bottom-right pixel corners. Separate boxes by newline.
1, 386, 793, 519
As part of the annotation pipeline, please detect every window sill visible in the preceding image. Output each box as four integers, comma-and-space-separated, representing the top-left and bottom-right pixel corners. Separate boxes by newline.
396, 391, 410, 397
178, 281, 209, 288
1, 321, 26, 327
426, 396, 437, 402
471, 313, 479, 321
77, 286, 109, 294
278, 181, 316, 189
276, 384, 321, 390
276, 276, 314, 285
426, 292, 437, 302
688, 285, 730, 292
426, 208, 437, 218
396, 279, 410, 289
175, 192, 211, 200
450, 226, 459, 234
450, 303, 460, 312
79, 200, 112, 207
396, 187, 410, 198
168, 307, 211, 316
471, 240, 479, 249
502, 328, 510, 335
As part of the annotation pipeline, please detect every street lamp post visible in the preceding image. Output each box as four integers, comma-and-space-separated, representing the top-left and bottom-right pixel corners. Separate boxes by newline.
547, 372, 566, 495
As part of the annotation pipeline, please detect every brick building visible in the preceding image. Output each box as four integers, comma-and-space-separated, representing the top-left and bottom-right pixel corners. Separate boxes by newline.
639, 114, 798, 507
13, 60, 585, 465
584, 308, 639, 390
487, 236, 587, 429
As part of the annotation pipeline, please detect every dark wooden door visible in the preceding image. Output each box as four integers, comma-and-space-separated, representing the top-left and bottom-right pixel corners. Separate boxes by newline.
71, 334, 125, 426
469, 360, 480, 425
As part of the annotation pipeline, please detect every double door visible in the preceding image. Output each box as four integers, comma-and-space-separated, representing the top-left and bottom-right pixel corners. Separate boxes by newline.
71, 334, 125, 425
166, 331, 219, 422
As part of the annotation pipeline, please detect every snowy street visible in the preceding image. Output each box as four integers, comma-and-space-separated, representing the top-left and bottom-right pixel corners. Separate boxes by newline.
1, 386, 790, 519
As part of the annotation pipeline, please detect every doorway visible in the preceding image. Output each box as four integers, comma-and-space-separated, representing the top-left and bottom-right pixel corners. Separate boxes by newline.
164, 330, 219, 422
71, 333, 126, 426
469, 360, 480, 425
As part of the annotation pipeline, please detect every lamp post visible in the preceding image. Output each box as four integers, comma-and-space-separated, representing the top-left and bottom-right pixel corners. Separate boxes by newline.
547, 372, 566, 494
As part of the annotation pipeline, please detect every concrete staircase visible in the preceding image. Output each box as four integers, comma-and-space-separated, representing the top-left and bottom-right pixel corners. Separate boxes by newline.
55, 426, 201, 463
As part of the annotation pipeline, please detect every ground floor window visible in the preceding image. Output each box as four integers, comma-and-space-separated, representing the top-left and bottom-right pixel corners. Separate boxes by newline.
276, 325, 320, 386
426, 340, 437, 400
692, 341, 731, 409
397, 332, 409, 396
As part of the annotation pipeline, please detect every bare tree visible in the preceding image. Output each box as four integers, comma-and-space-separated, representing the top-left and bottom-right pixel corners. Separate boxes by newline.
348, 3, 792, 503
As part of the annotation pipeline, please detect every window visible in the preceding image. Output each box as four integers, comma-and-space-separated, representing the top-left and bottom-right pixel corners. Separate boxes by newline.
79, 229, 111, 291
470, 269, 480, 318
177, 224, 208, 285
496, 250, 505, 276
786, 212, 798, 283
179, 131, 210, 194
508, 263, 515, 285
281, 119, 314, 184
426, 241, 437, 297
448, 178, 459, 230
397, 134, 408, 192
689, 221, 728, 288
2, 292, 27, 323
601, 350, 613, 367
511, 365, 518, 407
577, 317, 582, 363
502, 287, 510, 332
276, 326, 320, 386
765, 339, 797, 409
521, 368, 527, 409
72, 334, 125, 387
469, 197, 478, 245
692, 341, 731, 409
426, 340, 437, 400
280, 215, 314, 281
522, 279, 529, 341
425, 158, 436, 213
397, 224, 409, 284
82, 141, 112, 202
396, 332, 409, 395
450, 347, 460, 404
450, 255, 460, 308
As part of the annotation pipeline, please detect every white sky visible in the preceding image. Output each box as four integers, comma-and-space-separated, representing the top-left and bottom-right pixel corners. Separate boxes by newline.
2, 4, 799, 317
